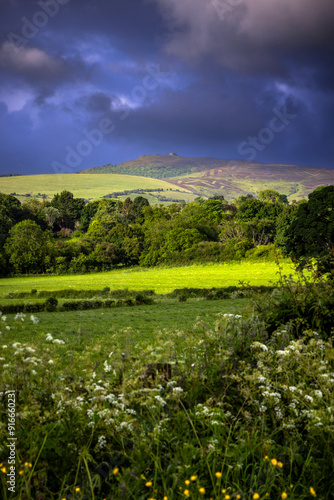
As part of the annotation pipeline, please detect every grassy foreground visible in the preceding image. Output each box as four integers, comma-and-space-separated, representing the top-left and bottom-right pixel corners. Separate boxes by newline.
0, 260, 295, 297
0, 305, 333, 499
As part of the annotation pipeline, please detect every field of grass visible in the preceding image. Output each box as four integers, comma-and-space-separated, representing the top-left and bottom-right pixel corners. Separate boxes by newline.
0, 173, 195, 203
0, 260, 295, 297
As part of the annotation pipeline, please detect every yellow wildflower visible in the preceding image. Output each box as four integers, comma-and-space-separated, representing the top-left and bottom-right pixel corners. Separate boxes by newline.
185, 480, 190, 485
1, 467, 7, 474
191, 475, 197, 481
199, 487, 205, 494
184, 490, 190, 497
253, 494, 260, 500
215, 472, 222, 478
225, 495, 231, 500
281, 493, 287, 499
271, 458, 278, 466
75, 487, 80, 493
310, 487, 316, 497
113, 467, 119, 475
145, 481, 152, 487
277, 461, 283, 468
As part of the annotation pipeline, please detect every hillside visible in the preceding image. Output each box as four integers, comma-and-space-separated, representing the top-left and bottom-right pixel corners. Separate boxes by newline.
0, 173, 196, 204
79, 155, 334, 201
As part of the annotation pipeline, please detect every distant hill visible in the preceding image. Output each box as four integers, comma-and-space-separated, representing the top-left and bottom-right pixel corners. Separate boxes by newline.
79, 155, 334, 201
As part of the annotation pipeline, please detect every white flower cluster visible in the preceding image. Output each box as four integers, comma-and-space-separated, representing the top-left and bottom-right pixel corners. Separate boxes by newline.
45, 333, 65, 345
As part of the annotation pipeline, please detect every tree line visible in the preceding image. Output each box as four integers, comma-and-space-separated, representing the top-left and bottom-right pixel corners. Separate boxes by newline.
0, 186, 333, 276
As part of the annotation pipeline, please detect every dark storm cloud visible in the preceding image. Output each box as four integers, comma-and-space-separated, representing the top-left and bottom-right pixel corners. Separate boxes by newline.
0, 0, 333, 174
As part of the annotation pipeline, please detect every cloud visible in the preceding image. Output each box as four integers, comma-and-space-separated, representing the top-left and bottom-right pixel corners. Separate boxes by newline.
151, 0, 334, 73
0, 41, 64, 76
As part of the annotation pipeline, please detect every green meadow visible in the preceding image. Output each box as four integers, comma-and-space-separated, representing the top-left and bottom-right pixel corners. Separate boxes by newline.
0, 260, 295, 297
0, 174, 195, 203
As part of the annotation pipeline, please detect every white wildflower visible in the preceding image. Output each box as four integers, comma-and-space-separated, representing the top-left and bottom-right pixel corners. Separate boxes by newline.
155, 395, 167, 406
97, 436, 107, 449
5, 326, 10, 331
304, 395, 313, 403
12, 342, 21, 349
1, 316, 7, 322
53, 339, 65, 345
103, 360, 112, 373
46, 333, 53, 342
48, 360, 54, 365
30, 315, 39, 325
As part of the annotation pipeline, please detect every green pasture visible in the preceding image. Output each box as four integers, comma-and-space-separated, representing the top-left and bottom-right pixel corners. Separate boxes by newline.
1, 298, 250, 349
0, 260, 295, 297
0, 173, 194, 202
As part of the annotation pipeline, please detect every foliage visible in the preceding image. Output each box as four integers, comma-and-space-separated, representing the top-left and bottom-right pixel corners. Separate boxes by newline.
4, 220, 52, 274
275, 185, 334, 270
255, 262, 334, 339
0, 308, 333, 499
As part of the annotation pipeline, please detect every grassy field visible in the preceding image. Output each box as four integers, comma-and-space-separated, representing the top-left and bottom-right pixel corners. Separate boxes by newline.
0, 260, 295, 297
0, 173, 195, 203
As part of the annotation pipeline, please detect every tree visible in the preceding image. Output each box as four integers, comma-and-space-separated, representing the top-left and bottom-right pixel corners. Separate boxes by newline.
4, 220, 51, 273
42, 207, 60, 229
275, 186, 334, 267
0, 193, 23, 243
51, 191, 85, 229
258, 189, 289, 205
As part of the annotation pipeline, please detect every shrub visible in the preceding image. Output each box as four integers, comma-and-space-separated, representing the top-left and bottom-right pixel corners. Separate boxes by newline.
256, 263, 334, 339
44, 297, 58, 312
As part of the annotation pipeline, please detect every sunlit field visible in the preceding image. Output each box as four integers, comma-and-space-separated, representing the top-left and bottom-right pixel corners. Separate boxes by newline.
0, 260, 295, 297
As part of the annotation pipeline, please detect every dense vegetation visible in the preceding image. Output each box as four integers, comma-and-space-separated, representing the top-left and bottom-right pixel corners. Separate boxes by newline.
1, 185, 334, 499
1, 265, 334, 499
1, 186, 333, 277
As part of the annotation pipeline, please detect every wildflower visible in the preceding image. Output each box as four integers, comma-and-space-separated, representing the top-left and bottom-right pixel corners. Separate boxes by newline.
46, 334, 53, 342
30, 315, 39, 324
1, 467, 7, 473
264, 455, 268, 460
1, 316, 7, 321
236, 496, 241, 500
48, 360, 54, 365
199, 487, 205, 494
19, 470, 24, 475
215, 472, 222, 478
185, 480, 190, 485
75, 487, 80, 492
190, 475, 197, 481
184, 490, 190, 497
310, 487, 316, 497
146, 481, 152, 487
281, 493, 287, 499
277, 461, 283, 468
164, 497, 168, 500
271, 458, 277, 466
222, 490, 226, 493
253, 494, 260, 500
113, 467, 119, 474
225, 496, 231, 500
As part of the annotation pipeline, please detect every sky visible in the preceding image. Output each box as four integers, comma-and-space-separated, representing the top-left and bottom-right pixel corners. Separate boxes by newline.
0, 0, 333, 175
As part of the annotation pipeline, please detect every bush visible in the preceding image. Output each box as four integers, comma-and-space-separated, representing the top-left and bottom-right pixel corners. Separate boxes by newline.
44, 297, 58, 312
256, 263, 334, 339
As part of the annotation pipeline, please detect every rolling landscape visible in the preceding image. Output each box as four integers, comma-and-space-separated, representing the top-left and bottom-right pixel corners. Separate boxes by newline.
1, 0, 334, 499
1, 155, 333, 204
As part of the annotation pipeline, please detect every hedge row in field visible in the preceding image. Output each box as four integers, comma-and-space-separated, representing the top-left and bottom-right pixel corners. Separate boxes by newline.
0, 293, 155, 314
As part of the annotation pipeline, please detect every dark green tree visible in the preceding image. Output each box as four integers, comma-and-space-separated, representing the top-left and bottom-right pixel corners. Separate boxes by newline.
4, 220, 51, 273
275, 186, 334, 267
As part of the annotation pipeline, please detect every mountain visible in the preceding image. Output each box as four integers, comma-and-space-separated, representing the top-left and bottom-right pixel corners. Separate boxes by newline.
78, 155, 334, 201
